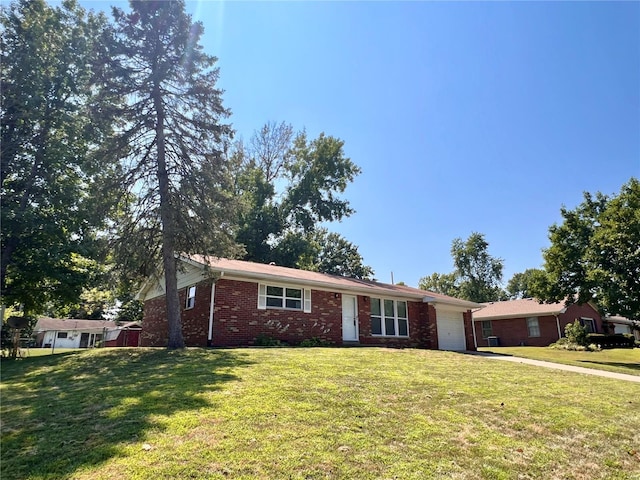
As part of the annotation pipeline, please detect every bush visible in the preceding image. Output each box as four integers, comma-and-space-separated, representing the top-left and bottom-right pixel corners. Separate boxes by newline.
253, 334, 286, 347
299, 337, 332, 347
586, 333, 635, 349
565, 321, 588, 346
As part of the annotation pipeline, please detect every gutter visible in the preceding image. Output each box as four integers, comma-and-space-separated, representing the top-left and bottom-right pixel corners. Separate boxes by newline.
555, 314, 562, 339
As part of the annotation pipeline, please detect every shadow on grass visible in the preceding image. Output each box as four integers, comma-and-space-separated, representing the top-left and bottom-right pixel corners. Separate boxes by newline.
578, 360, 640, 372
0, 348, 253, 480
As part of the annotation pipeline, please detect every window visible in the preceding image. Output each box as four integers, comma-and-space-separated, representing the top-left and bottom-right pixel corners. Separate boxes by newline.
258, 284, 312, 313
580, 317, 596, 333
481, 320, 493, 339
185, 285, 196, 309
57, 332, 68, 339
370, 298, 408, 337
526, 317, 540, 337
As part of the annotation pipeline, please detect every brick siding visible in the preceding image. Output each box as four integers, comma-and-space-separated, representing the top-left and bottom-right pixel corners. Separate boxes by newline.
474, 303, 603, 347
141, 277, 475, 350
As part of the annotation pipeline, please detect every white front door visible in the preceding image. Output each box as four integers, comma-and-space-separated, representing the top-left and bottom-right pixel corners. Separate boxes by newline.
342, 295, 358, 341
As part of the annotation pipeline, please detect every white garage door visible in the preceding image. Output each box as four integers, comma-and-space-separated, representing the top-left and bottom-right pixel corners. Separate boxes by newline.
436, 308, 466, 351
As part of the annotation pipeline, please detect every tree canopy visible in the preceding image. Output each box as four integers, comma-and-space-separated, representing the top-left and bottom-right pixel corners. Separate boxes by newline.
1, 0, 113, 316
419, 233, 505, 303
232, 122, 371, 277
538, 178, 640, 319
505, 268, 547, 300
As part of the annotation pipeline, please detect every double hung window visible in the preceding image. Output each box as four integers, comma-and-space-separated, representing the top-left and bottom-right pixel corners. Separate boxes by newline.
526, 317, 540, 337
258, 284, 312, 313
185, 285, 196, 309
481, 320, 493, 339
370, 298, 408, 337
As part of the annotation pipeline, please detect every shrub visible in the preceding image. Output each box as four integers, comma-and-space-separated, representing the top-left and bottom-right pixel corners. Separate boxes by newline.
299, 337, 332, 347
586, 333, 635, 349
253, 334, 286, 347
565, 321, 588, 346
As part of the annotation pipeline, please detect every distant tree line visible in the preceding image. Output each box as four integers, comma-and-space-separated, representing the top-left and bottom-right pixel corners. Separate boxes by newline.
419, 178, 639, 321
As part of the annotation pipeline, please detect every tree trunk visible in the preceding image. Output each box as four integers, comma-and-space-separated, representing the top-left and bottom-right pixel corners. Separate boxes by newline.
153, 87, 184, 349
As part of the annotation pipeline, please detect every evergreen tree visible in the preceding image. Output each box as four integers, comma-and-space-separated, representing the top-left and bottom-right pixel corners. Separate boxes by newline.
100, 0, 238, 348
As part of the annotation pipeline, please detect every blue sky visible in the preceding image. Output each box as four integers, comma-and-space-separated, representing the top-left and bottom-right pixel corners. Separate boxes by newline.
78, 1, 639, 287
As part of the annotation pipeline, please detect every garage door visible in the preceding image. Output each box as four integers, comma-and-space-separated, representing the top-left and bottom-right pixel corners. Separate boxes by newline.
436, 308, 466, 351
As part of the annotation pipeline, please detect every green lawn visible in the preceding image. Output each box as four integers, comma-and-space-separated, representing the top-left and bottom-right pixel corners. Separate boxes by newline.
477, 346, 640, 376
2, 347, 639, 479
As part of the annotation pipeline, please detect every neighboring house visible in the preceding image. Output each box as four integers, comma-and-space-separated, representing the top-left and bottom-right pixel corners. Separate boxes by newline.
103, 321, 143, 347
137, 256, 481, 351
34, 318, 117, 349
472, 298, 603, 347
604, 316, 640, 341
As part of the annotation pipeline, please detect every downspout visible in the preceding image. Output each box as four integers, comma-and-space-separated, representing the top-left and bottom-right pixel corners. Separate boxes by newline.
472, 313, 478, 350
208, 273, 223, 346
555, 314, 562, 340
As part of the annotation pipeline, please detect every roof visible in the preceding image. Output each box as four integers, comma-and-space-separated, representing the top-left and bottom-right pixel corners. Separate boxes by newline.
473, 298, 568, 320
167, 255, 480, 309
34, 317, 118, 332
604, 316, 638, 326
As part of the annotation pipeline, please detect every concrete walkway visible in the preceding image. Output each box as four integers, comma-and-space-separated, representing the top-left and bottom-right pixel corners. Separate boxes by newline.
465, 351, 640, 383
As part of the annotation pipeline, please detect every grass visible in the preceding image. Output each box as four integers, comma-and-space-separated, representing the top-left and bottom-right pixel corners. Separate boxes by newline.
477, 346, 640, 376
1, 347, 639, 480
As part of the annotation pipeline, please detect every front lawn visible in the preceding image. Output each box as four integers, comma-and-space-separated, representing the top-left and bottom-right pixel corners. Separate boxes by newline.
1, 347, 639, 479
478, 346, 640, 376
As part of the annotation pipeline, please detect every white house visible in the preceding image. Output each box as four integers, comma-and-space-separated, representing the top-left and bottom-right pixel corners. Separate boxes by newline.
34, 317, 117, 349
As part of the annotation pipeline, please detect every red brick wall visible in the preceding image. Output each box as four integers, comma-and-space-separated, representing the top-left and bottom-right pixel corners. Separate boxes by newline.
474, 303, 604, 347
559, 303, 603, 333
141, 277, 443, 348
463, 310, 476, 351
140, 280, 213, 347
474, 315, 561, 347
211, 279, 342, 346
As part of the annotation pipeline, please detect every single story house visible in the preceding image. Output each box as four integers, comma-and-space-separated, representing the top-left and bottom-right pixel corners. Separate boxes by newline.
103, 321, 143, 347
34, 317, 117, 349
137, 256, 481, 351
472, 298, 603, 347
604, 316, 640, 341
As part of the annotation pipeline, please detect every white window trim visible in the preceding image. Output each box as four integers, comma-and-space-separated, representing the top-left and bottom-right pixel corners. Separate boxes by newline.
370, 298, 409, 337
258, 283, 311, 313
185, 285, 196, 310
580, 317, 596, 333
526, 317, 540, 337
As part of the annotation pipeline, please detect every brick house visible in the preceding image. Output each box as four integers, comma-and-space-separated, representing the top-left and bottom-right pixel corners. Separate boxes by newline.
137, 256, 480, 350
472, 298, 604, 347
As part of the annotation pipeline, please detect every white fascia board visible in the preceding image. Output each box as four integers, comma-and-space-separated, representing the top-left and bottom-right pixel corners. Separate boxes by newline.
473, 310, 566, 321
422, 297, 481, 310
219, 272, 425, 301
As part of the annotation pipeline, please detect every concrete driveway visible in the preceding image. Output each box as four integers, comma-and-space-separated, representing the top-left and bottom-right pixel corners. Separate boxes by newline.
466, 351, 640, 383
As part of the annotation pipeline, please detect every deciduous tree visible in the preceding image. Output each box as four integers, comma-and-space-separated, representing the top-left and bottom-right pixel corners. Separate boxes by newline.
540, 178, 640, 319
233, 123, 366, 274
419, 233, 505, 302
1, 0, 113, 316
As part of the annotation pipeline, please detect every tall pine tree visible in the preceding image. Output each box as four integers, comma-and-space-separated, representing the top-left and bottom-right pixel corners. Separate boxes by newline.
100, 0, 237, 348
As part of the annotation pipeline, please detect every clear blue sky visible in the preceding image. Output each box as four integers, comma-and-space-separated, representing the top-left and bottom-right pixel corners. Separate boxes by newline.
78, 1, 639, 287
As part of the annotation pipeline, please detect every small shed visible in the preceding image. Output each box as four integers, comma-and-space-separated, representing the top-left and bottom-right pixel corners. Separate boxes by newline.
104, 321, 142, 347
